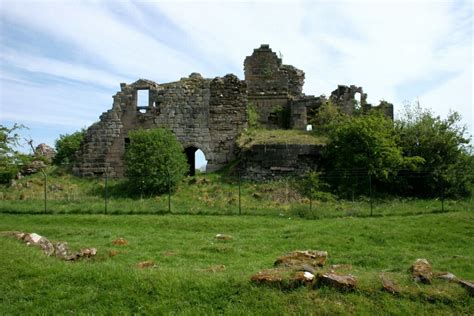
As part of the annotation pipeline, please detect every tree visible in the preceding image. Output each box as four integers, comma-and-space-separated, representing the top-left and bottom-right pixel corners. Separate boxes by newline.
124, 128, 188, 195
0, 123, 30, 183
395, 103, 473, 197
53, 130, 85, 165
324, 112, 422, 196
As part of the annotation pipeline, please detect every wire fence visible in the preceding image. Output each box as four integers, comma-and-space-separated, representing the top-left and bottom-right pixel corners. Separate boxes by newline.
0, 168, 472, 218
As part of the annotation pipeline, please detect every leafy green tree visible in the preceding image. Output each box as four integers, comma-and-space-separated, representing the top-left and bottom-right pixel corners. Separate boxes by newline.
124, 128, 188, 195
395, 103, 473, 197
309, 100, 346, 135
53, 130, 85, 165
0, 124, 29, 183
324, 112, 422, 196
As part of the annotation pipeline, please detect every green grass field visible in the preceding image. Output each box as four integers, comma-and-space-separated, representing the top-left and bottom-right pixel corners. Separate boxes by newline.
1, 211, 473, 315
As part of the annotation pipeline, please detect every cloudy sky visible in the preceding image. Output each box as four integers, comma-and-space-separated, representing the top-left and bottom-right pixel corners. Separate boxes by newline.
1, 0, 473, 156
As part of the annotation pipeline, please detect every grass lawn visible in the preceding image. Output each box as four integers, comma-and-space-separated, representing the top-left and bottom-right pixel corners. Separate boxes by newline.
1, 211, 473, 314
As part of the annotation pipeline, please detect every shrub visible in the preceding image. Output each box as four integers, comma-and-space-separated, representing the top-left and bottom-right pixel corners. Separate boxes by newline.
53, 130, 85, 165
124, 128, 188, 195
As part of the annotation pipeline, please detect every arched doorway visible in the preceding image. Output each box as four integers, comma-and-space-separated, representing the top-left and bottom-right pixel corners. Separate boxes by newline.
184, 146, 208, 176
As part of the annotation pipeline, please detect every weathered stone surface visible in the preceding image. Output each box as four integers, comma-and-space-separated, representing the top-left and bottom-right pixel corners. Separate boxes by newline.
215, 234, 233, 241
458, 280, 474, 296
136, 260, 157, 269
275, 250, 328, 268
380, 273, 400, 295
35, 143, 55, 163
250, 268, 314, 288
316, 272, 357, 291
21, 232, 55, 256
73, 44, 394, 180
435, 272, 457, 282
410, 259, 433, 284
54, 242, 70, 258
112, 238, 128, 246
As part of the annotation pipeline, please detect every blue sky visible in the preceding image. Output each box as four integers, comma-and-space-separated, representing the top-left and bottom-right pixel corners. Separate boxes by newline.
1, 0, 473, 167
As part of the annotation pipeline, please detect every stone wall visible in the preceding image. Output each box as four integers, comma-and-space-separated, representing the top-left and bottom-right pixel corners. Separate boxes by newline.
239, 144, 323, 181
244, 44, 305, 127
74, 74, 247, 177
74, 44, 395, 179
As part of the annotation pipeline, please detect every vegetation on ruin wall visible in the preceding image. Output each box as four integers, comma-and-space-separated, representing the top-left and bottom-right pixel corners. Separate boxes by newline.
1, 212, 473, 314
53, 129, 85, 165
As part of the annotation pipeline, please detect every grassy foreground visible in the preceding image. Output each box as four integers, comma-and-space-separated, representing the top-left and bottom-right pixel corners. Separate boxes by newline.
1, 212, 473, 314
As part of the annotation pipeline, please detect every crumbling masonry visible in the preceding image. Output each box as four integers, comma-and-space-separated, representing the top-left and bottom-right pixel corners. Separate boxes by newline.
74, 44, 393, 178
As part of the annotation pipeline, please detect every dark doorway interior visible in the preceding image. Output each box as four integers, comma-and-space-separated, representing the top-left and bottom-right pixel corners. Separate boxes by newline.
185, 146, 198, 176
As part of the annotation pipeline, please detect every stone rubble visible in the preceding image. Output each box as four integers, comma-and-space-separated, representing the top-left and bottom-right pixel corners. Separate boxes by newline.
410, 258, 433, 284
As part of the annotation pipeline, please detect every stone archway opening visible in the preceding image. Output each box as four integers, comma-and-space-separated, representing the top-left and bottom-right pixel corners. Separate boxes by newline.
184, 146, 208, 176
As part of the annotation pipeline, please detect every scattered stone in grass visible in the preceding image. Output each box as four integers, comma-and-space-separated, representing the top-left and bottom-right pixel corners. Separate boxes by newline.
435, 272, 457, 282
275, 250, 328, 268
329, 264, 353, 272
251, 268, 313, 289
112, 238, 128, 246
18, 232, 55, 256
136, 260, 157, 269
458, 280, 474, 296
251, 268, 285, 285
204, 264, 226, 273
215, 234, 233, 241
380, 273, 400, 295
410, 259, 433, 284
316, 272, 357, 291
108, 250, 120, 257
64, 248, 97, 261
54, 242, 70, 258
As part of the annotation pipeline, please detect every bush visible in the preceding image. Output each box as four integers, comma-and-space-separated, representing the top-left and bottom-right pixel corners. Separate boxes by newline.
124, 128, 188, 195
395, 104, 473, 197
53, 130, 85, 165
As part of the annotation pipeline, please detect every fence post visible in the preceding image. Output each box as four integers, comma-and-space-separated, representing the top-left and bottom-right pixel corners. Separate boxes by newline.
369, 173, 373, 217
104, 170, 108, 215
238, 171, 242, 215
167, 171, 171, 214
41, 169, 47, 214
441, 179, 445, 212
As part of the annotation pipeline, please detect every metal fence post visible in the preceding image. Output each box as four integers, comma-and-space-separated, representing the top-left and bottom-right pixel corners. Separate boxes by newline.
238, 171, 242, 215
168, 171, 171, 214
369, 173, 373, 217
441, 179, 445, 212
41, 169, 47, 214
104, 170, 108, 215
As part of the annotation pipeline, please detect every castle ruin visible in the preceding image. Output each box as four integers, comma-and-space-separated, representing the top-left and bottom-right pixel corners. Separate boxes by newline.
73, 44, 393, 178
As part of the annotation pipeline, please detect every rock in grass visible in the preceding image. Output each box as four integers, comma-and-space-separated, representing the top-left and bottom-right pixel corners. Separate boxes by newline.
54, 242, 70, 258
215, 234, 233, 241
380, 273, 400, 295
435, 272, 457, 282
112, 238, 128, 246
410, 259, 433, 284
20, 232, 55, 256
251, 268, 315, 288
316, 272, 357, 291
136, 260, 157, 269
64, 248, 97, 261
275, 250, 328, 268
458, 280, 474, 296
